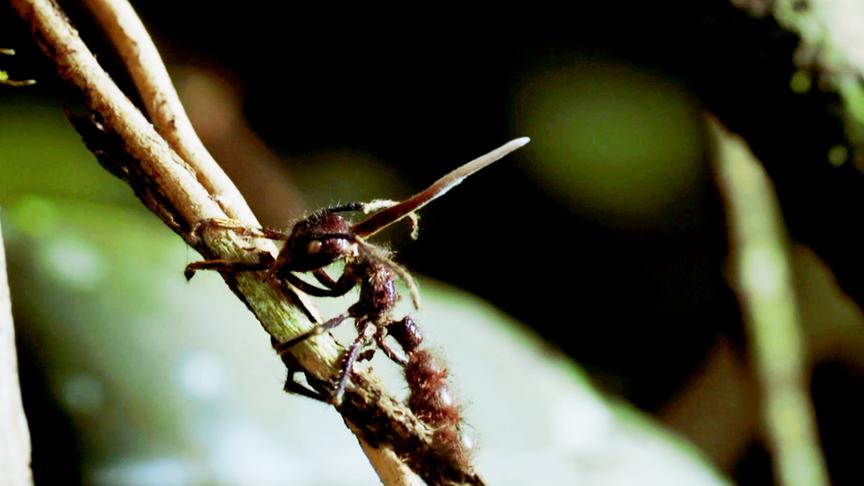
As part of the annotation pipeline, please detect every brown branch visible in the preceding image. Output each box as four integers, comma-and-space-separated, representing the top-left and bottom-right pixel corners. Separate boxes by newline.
9, 0, 484, 484
81, 0, 259, 225
0, 220, 34, 486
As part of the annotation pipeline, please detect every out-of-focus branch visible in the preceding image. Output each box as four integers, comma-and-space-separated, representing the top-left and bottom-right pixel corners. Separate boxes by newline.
9, 0, 484, 484
711, 118, 829, 486
694, 1, 864, 314
0, 220, 33, 486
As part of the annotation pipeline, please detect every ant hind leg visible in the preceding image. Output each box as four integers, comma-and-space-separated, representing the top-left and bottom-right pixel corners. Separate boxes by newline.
374, 324, 409, 366
273, 313, 349, 353
184, 260, 270, 280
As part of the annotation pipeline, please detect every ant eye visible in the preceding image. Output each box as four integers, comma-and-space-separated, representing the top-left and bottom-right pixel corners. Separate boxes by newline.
307, 240, 322, 255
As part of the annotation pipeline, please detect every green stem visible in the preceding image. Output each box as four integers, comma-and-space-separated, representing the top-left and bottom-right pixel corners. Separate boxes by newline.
712, 119, 830, 486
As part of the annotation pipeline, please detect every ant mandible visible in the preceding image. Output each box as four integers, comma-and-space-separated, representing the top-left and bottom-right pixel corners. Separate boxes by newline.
185, 137, 529, 403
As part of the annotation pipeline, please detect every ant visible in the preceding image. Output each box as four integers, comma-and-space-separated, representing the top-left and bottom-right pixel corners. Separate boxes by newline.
185, 137, 529, 403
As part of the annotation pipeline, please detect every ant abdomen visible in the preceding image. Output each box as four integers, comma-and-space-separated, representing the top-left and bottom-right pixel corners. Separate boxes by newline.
406, 350, 458, 424
405, 348, 472, 466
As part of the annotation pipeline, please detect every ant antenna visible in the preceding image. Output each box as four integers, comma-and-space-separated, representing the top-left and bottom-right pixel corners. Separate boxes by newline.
356, 241, 422, 309
351, 137, 530, 238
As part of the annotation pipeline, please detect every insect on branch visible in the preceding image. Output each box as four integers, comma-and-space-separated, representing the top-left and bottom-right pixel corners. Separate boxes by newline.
186, 137, 529, 405
9, 0, 528, 484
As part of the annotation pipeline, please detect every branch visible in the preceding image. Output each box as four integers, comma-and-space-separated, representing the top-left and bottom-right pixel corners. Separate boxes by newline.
711, 118, 829, 486
0, 220, 34, 486
9, 0, 483, 483
81, 0, 258, 225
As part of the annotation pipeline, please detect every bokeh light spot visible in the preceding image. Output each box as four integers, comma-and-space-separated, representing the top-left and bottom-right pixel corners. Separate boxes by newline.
60, 372, 105, 413
514, 59, 703, 229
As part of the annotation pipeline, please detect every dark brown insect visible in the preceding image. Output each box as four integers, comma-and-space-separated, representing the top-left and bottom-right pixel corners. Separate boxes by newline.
389, 317, 472, 467
185, 137, 529, 402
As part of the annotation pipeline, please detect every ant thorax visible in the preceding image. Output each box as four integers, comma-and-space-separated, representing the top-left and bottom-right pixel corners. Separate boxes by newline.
185, 138, 529, 407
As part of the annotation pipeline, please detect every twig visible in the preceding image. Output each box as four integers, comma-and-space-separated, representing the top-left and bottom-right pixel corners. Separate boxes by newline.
81, 0, 258, 224
711, 118, 830, 486
0, 219, 34, 486
9, 0, 483, 484
0, 47, 36, 86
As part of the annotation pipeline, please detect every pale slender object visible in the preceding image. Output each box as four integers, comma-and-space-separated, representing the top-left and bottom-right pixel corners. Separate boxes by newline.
0, 220, 34, 486
712, 119, 829, 486
83, 0, 258, 225
354, 137, 530, 237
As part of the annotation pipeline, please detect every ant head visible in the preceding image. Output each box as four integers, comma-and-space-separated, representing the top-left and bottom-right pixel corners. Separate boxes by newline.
276, 212, 359, 272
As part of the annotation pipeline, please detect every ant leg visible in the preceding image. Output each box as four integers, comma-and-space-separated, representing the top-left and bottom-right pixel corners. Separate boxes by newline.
312, 268, 337, 288
281, 272, 353, 298
326, 202, 366, 213
184, 260, 270, 280
332, 322, 375, 404
375, 324, 409, 366
272, 337, 329, 402
274, 313, 349, 353
281, 266, 358, 298
356, 348, 377, 363
283, 371, 328, 402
